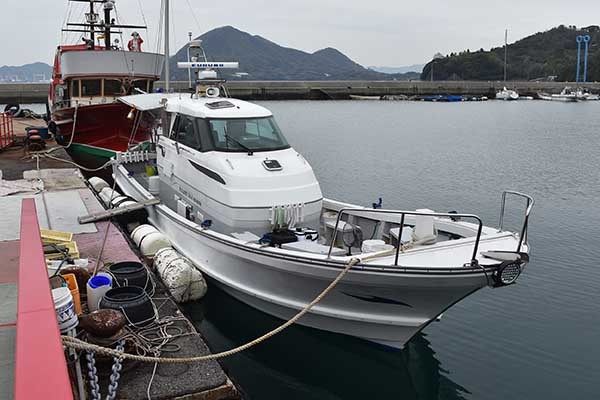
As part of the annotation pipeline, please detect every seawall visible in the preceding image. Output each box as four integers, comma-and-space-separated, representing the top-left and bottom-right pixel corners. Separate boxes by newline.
2, 80, 600, 103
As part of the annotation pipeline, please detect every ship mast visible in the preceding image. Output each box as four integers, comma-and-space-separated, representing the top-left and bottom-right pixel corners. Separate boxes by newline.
164, 0, 170, 91
63, 0, 147, 50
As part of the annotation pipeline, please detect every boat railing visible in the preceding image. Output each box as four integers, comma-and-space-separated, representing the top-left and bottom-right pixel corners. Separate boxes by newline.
327, 208, 483, 266
498, 191, 534, 252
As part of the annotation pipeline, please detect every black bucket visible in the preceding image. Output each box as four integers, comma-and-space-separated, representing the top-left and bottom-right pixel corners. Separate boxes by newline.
99, 286, 155, 327
108, 262, 153, 293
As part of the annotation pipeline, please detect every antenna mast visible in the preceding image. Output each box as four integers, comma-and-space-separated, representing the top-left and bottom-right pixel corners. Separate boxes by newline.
164, 0, 170, 92
503, 29, 508, 82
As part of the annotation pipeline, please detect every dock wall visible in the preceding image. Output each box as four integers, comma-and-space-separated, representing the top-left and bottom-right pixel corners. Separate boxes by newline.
2, 81, 600, 103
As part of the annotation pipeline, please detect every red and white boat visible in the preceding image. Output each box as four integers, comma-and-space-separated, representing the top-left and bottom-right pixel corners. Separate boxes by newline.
49, 0, 164, 160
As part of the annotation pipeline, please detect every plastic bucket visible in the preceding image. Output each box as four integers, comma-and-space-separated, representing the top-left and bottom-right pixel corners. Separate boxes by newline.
108, 261, 152, 292
52, 287, 79, 333
99, 286, 155, 327
86, 275, 112, 312
62, 273, 82, 315
97, 271, 113, 285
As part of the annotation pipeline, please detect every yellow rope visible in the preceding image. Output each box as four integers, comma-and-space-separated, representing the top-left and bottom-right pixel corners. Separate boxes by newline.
62, 249, 395, 363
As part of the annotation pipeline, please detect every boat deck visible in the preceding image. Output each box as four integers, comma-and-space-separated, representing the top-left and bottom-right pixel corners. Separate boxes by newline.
126, 164, 521, 270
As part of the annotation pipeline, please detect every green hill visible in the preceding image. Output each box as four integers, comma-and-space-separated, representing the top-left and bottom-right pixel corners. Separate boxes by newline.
0, 62, 52, 83
421, 25, 600, 81
169, 26, 415, 81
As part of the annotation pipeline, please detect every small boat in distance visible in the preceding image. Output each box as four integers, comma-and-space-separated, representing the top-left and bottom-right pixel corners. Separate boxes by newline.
48, 0, 164, 160
537, 87, 578, 102
576, 87, 600, 101
496, 87, 519, 100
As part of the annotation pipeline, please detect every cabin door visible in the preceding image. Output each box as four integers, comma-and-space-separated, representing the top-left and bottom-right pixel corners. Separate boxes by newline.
157, 114, 208, 202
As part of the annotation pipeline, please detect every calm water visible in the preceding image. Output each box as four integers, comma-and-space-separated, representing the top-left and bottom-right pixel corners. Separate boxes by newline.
182, 100, 600, 399
13, 101, 599, 398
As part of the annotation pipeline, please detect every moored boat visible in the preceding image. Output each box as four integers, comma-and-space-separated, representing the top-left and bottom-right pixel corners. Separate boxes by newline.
48, 0, 164, 161
496, 87, 519, 100
108, 55, 534, 348
537, 87, 578, 102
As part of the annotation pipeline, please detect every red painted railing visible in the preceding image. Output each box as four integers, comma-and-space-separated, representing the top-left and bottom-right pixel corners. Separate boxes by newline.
0, 112, 14, 150
14, 199, 73, 399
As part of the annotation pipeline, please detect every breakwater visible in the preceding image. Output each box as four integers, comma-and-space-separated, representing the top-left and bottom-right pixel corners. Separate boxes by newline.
2, 80, 600, 103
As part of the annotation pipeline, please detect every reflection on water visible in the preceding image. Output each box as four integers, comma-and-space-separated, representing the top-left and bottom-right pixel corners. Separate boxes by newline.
184, 283, 470, 400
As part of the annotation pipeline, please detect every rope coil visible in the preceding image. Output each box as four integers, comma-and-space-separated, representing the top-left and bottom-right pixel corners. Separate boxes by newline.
62, 252, 390, 363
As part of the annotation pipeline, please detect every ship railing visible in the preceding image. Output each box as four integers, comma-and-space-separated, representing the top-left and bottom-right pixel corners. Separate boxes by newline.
498, 191, 534, 252
326, 208, 483, 266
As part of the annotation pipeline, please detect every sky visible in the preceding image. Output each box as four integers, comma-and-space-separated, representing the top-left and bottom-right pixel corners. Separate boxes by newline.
3, 0, 600, 67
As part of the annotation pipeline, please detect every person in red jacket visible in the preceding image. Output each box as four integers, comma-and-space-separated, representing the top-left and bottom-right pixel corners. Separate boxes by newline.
128, 32, 143, 52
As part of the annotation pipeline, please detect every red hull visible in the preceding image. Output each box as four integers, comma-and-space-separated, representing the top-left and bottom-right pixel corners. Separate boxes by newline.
52, 102, 151, 152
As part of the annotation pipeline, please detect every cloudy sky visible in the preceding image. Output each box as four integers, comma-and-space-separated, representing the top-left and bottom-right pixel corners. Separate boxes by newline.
3, 0, 600, 67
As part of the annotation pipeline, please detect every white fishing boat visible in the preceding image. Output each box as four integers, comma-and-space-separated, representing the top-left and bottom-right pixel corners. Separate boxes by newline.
576, 88, 599, 101
108, 50, 534, 348
538, 87, 578, 102
496, 87, 519, 100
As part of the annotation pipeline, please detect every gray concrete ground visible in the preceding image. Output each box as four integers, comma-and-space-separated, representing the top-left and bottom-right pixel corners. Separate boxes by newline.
0, 327, 15, 400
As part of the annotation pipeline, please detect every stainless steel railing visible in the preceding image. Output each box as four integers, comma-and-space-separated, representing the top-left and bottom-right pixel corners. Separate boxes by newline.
326, 208, 484, 266
498, 190, 534, 252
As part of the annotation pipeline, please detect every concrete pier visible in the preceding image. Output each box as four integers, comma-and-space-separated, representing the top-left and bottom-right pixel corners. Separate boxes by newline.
0, 131, 240, 399
2, 81, 600, 103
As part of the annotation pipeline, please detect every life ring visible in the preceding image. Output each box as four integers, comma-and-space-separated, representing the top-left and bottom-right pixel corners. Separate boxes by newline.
3, 104, 22, 117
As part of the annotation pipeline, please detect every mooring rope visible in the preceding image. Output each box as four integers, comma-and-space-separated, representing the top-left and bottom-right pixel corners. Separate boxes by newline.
62, 249, 395, 363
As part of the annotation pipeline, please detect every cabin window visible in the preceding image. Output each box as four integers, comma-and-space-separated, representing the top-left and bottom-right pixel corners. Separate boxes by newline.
81, 79, 101, 96
71, 80, 80, 97
133, 80, 149, 93
207, 117, 289, 153
103, 79, 122, 96
174, 116, 201, 150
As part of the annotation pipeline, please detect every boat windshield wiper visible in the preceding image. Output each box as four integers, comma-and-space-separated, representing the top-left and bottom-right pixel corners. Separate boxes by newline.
224, 134, 253, 155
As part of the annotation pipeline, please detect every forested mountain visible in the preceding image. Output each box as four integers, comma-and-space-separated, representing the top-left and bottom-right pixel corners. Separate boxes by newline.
421, 25, 600, 81
0, 62, 52, 82
169, 26, 414, 81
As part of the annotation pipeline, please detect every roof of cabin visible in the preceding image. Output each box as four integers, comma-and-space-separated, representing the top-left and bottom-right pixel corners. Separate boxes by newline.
119, 93, 273, 119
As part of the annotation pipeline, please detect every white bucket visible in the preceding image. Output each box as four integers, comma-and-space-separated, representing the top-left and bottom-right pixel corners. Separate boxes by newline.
86, 275, 113, 312
148, 176, 160, 195
52, 286, 79, 333
99, 187, 122, 206
131, 224, 171, 257
154, 248, 207, 302
361, 239, 394, 253
88, 177, 109, 193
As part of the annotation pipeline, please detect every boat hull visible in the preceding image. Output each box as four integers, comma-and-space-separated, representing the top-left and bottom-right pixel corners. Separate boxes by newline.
115, 167, 494, 348
52, 102, 152, 161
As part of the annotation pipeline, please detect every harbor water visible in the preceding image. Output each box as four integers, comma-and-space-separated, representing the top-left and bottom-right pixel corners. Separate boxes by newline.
182, 100, 600, 399
12, 101, 599, 398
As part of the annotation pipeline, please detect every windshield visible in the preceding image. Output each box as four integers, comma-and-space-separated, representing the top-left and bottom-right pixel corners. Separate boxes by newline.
204, 117, 290, 152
